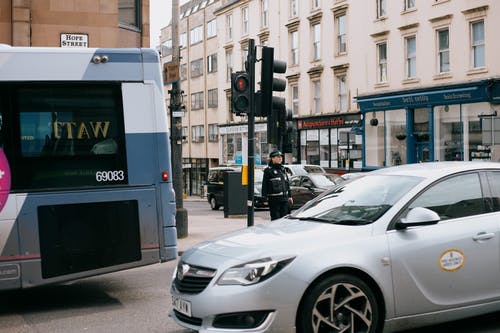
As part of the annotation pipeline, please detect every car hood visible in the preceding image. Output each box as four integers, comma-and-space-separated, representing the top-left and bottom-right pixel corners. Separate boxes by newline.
182, 218, 373, 264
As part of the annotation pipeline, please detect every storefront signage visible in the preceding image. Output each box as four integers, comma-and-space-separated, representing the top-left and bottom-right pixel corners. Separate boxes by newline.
60, 33, 89, 48
219, 123, 267, 134
298, 114, 361, 130
358, 84, 488, 112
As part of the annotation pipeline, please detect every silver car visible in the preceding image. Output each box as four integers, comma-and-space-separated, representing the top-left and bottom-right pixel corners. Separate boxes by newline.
170, 162, 500, 333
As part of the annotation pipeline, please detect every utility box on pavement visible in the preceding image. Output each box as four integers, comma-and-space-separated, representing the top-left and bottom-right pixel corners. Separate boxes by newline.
223, 171, 248, 218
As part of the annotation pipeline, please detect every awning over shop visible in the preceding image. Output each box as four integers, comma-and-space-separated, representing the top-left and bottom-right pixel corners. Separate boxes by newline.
357, 78, 500, 112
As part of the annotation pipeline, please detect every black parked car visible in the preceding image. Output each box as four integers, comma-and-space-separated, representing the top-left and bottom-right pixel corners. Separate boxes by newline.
289, 173, 344, 209
205, 165, 267, 210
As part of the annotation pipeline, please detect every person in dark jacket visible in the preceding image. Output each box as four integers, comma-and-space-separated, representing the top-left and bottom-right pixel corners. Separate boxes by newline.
262, 150, 293, 220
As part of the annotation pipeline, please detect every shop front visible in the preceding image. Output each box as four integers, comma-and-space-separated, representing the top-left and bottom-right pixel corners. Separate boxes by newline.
297, 113, 363, 171
357, 79, 500, 169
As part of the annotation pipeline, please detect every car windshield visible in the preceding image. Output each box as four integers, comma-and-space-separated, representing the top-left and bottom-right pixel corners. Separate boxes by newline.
310, 174, 342, 187
289, 174, 423, 225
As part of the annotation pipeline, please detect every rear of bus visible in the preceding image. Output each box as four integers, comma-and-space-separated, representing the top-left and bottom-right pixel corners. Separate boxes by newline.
0, 46, 177, 290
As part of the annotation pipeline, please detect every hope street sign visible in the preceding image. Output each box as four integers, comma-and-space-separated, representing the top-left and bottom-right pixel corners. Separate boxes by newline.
60, 33, 89, 48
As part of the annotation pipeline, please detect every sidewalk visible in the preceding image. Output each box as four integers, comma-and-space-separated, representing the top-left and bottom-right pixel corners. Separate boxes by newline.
176, 196, 269, 253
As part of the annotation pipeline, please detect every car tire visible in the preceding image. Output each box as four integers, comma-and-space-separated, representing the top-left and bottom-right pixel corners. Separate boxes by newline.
209, 197, 220, 210
297, 274, 380, 333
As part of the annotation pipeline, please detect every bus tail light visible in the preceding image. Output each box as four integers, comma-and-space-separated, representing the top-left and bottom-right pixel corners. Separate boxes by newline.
161, 171, 169, 182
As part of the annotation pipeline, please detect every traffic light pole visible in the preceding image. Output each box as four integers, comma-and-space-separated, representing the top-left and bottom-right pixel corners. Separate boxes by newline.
247, 39, 256, 227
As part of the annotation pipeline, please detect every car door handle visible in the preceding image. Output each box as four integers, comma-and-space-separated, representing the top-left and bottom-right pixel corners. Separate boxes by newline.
473, 232, 496, 242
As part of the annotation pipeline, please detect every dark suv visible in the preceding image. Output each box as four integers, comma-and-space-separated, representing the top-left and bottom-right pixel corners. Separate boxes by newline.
205, 165, 266, 210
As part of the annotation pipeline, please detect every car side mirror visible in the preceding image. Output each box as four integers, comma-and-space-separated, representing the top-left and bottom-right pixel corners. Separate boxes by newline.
395, 207, 441, 230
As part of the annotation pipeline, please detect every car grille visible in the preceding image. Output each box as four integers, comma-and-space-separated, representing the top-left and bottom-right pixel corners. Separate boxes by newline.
174, 261, 216, 294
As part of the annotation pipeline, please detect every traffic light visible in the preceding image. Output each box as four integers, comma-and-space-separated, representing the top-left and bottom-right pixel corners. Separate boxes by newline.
231, 71, 250, 115
257, 46, 286, 117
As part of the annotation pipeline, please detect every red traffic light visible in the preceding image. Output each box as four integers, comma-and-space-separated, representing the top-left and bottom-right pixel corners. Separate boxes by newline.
234, 75, 248, 92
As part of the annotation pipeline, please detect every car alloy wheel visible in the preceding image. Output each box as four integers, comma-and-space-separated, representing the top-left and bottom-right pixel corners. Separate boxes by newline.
298, 274, 380, 333
210, 197, 220, 210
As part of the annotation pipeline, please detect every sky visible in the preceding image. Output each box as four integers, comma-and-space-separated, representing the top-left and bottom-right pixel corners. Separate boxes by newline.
150, 0, 188, 48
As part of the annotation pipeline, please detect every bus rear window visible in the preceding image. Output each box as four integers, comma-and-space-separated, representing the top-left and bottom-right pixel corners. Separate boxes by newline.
8, 83, 128, 190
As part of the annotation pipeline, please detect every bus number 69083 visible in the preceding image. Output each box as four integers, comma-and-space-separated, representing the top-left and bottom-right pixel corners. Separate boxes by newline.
96, 170, 125, 182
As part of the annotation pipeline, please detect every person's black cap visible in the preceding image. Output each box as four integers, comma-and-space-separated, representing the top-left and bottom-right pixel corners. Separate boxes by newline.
269, 150, 283, 158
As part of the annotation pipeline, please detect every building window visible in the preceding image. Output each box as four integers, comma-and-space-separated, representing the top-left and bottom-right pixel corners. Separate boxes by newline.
208, 124, 218, 142
190, 25, 203, 45
292, 85, 299, 116
438, 28, 450, 73
471, 20, 485, 68
180, 32, 187, 48
404, 0, 415, 10
226, 14, 233, 41
190, 58, 203, 78
290, 31, 299, 65
180, 64, 187, 81
118, 0, 140, 28
161, 39, 172, 56
207, 53, 217, 73
191, 92, 204, 110
377, 42, 387, 83
312, 0, 320, 9
312, 23, 321, 61
290, 0, 298, 17
405, 36, 417, 79
313, 80, 321, 114
336, 14, 347, 54
377, 0, 386, 19
336, 75, 347, 112
242, 7, 249, 35
182, 126, 188, 143
208, 89, 218, 108
261, 0, 269, 28
207, 19, 217, 38
226, 50, 233, 81
191, 125, 205, 143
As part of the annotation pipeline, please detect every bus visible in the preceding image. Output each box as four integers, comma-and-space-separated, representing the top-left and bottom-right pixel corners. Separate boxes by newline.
0, 45, 177, 290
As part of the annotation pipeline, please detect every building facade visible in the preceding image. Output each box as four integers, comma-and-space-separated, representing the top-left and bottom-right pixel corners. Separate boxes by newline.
160, 0, 500, 195
0, 0, 150, 47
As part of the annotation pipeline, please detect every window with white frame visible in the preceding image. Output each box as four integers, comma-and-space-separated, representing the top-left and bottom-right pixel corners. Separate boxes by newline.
191, 92, 204, 110
190, 25, 203, 45
180, 64, 187, 81
190, 58, 203, 78
404, 0, 415, 10
290, 31, 299, 65
438, 28, 450, 73
471, 20, 485, 68
312, 23, 321, 60
226, 50, 233, 81
377, 0, 386, 19
312, 0, 320, 9
207, 53, 217, 73
226, 14, 233, 41
292, 85, 299, 116
405, 35, 417, 79
377, 42, 387, 83
290, 0, 298, 17
182, 126, 188, 143
241, 48, 248, 70
261, 0, 269, 28
180, 32, 187, 48
208, 89, 218, 108
313, 80, 321, 114
336, 14, 346, 54
336, 75, 347, 112
191, 125, 205, 143
242, 7, 249, 35
207, 19, 217, 38
208, 124, 218, 142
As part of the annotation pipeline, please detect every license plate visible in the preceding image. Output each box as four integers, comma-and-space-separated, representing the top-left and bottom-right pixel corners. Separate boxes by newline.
172, 296, 192, 317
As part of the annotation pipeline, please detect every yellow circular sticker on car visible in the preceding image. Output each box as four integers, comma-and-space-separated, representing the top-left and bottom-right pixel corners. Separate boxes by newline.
439, 249, 465, 272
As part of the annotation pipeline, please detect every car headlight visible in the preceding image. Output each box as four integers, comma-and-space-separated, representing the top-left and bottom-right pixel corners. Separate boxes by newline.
217, 256, 295, 286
